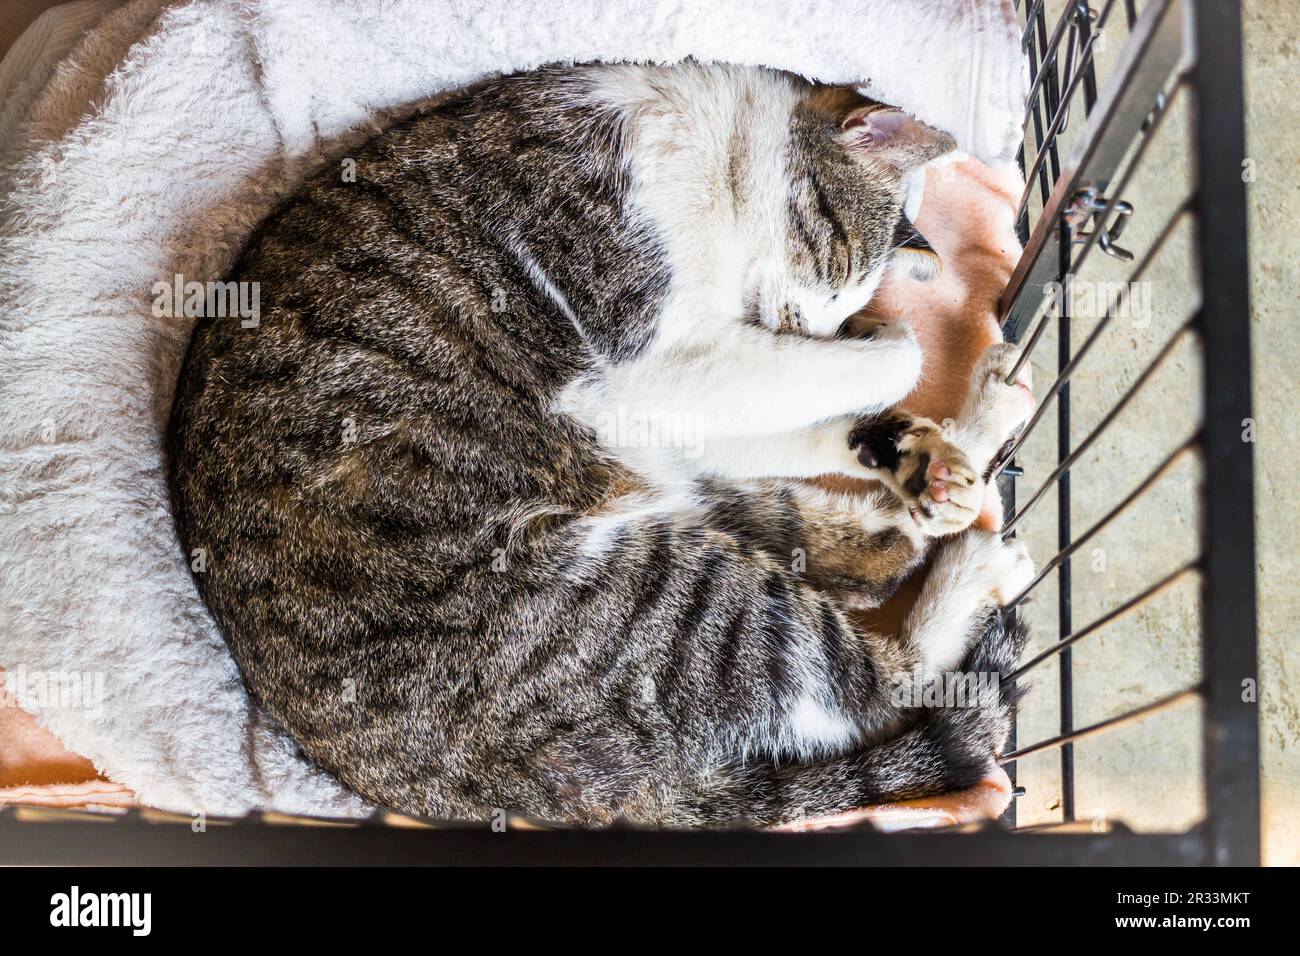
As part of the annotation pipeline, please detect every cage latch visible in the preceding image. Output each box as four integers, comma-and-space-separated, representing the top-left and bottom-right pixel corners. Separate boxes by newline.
1065, 186, 1134, 262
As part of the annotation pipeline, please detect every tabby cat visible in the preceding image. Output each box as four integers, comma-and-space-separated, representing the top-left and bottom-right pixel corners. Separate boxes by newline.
166, 62, 1035, 826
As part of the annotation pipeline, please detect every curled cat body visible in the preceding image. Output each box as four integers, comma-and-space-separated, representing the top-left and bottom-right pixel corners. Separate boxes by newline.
166, 62, 1035, 826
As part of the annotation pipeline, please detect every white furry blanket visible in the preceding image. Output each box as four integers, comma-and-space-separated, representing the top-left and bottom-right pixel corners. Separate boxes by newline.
0, 0, 1026, 816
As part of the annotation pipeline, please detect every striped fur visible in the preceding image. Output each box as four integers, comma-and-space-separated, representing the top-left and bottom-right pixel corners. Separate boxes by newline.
166, 63, 1032, 826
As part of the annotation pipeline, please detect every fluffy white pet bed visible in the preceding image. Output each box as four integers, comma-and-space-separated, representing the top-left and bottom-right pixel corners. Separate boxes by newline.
0, 0, 1027, 817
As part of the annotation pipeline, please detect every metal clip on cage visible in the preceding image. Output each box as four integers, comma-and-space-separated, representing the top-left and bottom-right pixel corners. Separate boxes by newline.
0, 0, 1259, 865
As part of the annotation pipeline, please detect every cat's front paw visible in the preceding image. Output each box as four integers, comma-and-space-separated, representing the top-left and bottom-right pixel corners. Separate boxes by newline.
848, 414, 986, 536
853, 318, 923, 407
901, 425, 986, 536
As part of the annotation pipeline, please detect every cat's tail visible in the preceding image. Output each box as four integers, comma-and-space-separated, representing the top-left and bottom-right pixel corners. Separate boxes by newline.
660, 611, 1029, 828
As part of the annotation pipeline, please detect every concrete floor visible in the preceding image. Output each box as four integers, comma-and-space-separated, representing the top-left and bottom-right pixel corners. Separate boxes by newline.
1012, 0, 1298, 864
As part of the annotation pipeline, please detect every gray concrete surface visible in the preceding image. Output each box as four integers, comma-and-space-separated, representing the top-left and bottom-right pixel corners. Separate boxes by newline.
1012, 0, 1297, 864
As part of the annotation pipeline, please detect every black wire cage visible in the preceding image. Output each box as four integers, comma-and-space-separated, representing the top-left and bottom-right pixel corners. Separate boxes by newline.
0, 0, 1259, 865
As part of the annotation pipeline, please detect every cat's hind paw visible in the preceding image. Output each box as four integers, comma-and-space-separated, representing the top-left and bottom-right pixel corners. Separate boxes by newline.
964, 342, 1035, 449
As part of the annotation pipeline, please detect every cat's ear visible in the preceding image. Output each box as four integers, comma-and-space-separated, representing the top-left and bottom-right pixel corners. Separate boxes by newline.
840, 107, 956, 171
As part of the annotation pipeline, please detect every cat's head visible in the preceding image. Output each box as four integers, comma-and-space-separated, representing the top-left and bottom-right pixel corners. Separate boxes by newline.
752, 86, 956, 337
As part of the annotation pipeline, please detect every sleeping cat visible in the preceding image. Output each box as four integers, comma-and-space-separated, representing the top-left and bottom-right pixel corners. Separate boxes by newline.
166, 62, 1035, 826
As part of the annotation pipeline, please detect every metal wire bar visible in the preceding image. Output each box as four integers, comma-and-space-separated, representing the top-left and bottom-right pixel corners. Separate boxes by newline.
1004, 435, 1200, 610
1021, 0, 1049, 48
1002, 316, 1199, 533
1058, 12, 1082, 131
1078, 5, 1101, 112
1036, 5, 1066, 194
1024, 10, 1055, 207
1003, 7, 1040, 829
1004, 73, 1190, 386
1057, 221, 1076, 821
1050, 1, 1107, 138
1002, 559, 1202, 686
1018, 30, 1104, 219
1022, 4, 1085, 130
998, 685, 1203, 764
995, 194, 1196, 473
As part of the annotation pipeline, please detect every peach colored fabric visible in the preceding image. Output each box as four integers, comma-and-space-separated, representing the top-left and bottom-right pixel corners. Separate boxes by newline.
0, 666, 136, 805
0, 158, 1023, 827
0, 777, 135, 809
